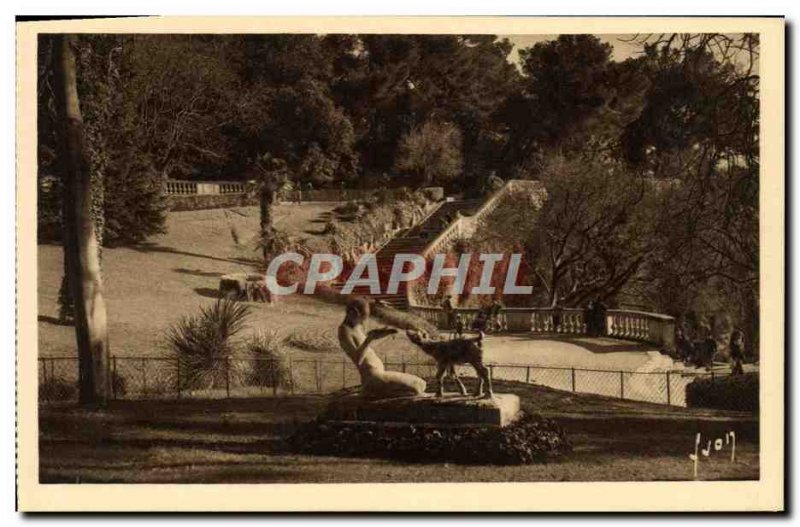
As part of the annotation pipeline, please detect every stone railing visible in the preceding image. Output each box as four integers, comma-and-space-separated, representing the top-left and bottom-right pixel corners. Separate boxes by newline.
407, 305, 676, 351
165, 180, 198, 195
607, 309, 676, 351
421, 180, 546, 259
411, 180, 546, 305
166, 181, 442, 203
165, 180, 248, 195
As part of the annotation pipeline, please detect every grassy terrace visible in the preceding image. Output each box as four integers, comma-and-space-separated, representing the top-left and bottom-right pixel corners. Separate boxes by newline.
39, 379, 758, 483
37, 203, 433, 365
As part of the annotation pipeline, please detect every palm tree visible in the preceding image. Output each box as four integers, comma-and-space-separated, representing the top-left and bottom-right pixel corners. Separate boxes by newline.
250, 154, 289, 263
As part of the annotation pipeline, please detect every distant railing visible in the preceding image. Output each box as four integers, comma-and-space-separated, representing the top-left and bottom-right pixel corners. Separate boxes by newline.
38, 355, 733, 408
165, 180, 198, 195
406, 305, 675, 351
165, 180, 248, 195
164, 181, 420, 203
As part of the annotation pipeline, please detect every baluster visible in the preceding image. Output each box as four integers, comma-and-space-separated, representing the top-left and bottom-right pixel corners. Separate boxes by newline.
608, 315, 616, 337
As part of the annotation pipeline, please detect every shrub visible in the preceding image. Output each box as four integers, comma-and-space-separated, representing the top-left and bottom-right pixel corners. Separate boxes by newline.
39, 378, 77, 402
166, 299, 252, 391
287, 413, 570, 465
685, 373, 758, 412
39, 371, 127, 402
110, 369, 128, 398
245, 330, 293, 389
334, 200, 361, 218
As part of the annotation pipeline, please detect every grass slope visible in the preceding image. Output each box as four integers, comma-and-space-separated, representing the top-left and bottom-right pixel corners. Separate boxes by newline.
39, 379, 758, 483
37, 204, 430, 363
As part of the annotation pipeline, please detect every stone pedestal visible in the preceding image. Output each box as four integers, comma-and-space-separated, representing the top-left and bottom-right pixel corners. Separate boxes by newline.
322, 393, 521, 427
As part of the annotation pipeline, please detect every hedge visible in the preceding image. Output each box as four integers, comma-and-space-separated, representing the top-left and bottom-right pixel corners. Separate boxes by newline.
685, 372, 758, 412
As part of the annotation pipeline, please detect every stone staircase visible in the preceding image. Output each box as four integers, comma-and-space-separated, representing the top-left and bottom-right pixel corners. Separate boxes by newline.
328, 180, 547, 310
333, 197, 484, 309
371, 198, 483, 309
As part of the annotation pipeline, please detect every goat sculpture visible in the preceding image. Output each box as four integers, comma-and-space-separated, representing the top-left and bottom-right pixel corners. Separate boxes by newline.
405, 330, 493, 399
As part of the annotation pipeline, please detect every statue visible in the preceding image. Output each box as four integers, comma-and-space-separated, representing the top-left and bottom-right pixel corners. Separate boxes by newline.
337, 298, 426, 399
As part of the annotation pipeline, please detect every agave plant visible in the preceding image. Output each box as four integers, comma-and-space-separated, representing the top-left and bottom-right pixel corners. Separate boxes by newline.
167, 299, 252, 392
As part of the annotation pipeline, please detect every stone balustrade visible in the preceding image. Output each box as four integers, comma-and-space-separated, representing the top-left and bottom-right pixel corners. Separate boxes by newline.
607, 309, 676, 351
165, 180, 248, 195
165, 180, 199, 195
407, 305, 676, 351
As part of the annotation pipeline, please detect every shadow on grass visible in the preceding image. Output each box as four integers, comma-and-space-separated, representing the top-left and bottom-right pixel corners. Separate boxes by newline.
174, 268, 224, 278
132, 242, 260, 267
38, 383, 759, 483
503, 333, 657, 354
194, 287, 222, 299
38, 315, 72, 326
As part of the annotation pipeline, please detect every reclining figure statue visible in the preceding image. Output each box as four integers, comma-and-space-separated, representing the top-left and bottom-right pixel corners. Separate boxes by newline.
338, 298, 426, 399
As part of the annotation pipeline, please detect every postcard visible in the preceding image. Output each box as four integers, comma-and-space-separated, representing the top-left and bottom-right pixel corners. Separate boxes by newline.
16, 16, 784, 512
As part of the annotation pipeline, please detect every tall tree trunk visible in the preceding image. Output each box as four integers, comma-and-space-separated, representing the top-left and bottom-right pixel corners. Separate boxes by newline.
53, 34, 110, 406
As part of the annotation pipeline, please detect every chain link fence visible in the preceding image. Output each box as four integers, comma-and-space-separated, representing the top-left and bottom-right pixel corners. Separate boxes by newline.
39, 355, 740, 408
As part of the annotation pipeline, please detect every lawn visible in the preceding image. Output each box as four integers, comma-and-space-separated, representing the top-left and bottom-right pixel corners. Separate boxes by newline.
39, 379, 759, 483
37, 203, 431, 364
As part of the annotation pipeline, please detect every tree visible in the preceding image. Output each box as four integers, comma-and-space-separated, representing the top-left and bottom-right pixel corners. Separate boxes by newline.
38, 35, 169, 246
329, 35, 519, 188
620, 34, 760, 354
248, 154, 290, 263
52, 34, 110, 406
527, 153, 660, 308
394, 120, 463, 186
499, 35, 649, 176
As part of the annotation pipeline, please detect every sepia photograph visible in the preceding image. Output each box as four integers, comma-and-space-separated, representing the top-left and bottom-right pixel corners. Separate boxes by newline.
15, 15, 785, 512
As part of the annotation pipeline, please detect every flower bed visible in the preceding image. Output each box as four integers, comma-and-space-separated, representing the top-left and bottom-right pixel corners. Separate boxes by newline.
287, 412, 570, 465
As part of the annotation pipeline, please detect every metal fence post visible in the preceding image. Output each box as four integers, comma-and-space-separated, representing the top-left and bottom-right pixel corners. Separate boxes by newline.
489, 365, 494, 380
142, 358, 147, 398
288, 357, 294, 394
315, 360, 322, 393
402, 359, 407, 373
571, 368, 576, 392
666, 371, 671, 405
225, 357, 231, 398
526, 366, 531, 384
112, 356, 118, 400
341, 360, 346, 388
271, 359, 278, 396
619, 370, 624, 399
175, 357, 181, 399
